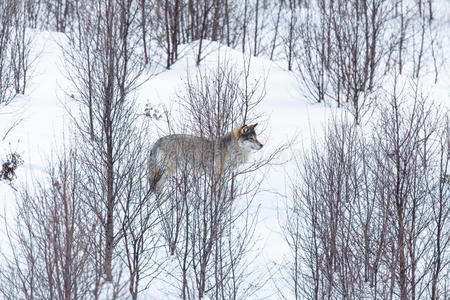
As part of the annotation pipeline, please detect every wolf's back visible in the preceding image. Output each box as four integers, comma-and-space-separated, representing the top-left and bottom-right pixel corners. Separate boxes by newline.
156, 134, 214, 161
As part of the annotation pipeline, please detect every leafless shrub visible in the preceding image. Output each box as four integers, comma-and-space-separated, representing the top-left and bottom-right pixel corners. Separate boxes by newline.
174, 166, 263, 299
284, 118, 372, 299
63, 0, 160, 295
293, 5, 330, 104
0, 150, 98, 299
154, 59, 285, 299
294, 0, 396, 124
152, 0, 217, 68
116, 119, 163, 300
396, 0, 440, 82
373, 79, 447, 299
150, 0, 278, 67
0, 0, 16, 105
38, 0, 75, 32
0, 0, 33, 105
283, 78, 449, 299
179, 58, 265, 135
284, 0, 303, 71
10, 1, 33, 95
428, 113, 450, 299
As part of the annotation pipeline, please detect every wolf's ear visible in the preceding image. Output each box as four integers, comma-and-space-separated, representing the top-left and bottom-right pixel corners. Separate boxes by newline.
241, 124, 248, 133
247, 123, 257, 130
235, 125, 246, 139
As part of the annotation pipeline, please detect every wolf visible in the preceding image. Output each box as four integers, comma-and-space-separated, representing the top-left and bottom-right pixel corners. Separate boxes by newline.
148, 124, 263, 193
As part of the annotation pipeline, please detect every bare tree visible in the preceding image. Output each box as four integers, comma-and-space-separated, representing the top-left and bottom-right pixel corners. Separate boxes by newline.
149, 0, 285, 66
0, 0, 33, 190
285, 0, 300, 71
269, 0, 283, 60
393, 0, 438, 80
161, 0, 181, 68
253, 0, 260, 57
11, 0, 33, 95
0, 0, 15, 104
0, 149, 98, 299
428, 113, 449, 299
195, 0, 213, 65
294, 0, 395, 124
284, 118, 373, 299
138, 0, 155, 65
242, 0, 249, 53
283, 77, 449, 299
373, 79, 445, 299
0, 117, 160, 300
294, 3, 331, 104
330, 0, 394, 124
41, 0, 74, 32
117, 119, 163, 300
154, 59, 284, 299
0, 0, 33, 105
64, 0, 153, 285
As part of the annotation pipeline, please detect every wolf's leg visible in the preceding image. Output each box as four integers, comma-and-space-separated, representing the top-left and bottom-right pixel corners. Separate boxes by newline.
155, 167, 177, 194
150, 154, 176, 194
149, 157, 164, 193
154, 172, 166, 194
154, 160, 178, 194
149, 169, 162, 192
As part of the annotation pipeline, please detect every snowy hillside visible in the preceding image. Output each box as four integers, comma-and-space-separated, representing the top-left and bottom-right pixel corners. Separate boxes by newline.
1, 0, 450, 299
0, 30, 339, 298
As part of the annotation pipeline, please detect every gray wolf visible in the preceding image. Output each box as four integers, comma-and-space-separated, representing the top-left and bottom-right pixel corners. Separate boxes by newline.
149, 124, 263, 193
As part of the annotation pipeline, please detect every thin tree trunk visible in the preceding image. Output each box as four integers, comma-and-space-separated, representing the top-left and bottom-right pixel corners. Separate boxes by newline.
242, 0, 248, 53
141, 0, 148, 64
164, 0, 171, 68
225, 0, 230, 45
270, 1, 282, 60
253, 0, 259, 56
196, 0, 209, 65
104, 0, 115, 281
211, 0, 220, 41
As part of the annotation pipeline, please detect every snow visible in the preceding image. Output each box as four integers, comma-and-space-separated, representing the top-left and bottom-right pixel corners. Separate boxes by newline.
1, 19, 449, 298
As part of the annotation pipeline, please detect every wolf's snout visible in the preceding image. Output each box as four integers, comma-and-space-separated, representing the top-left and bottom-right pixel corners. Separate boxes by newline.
254, 141, 263, 150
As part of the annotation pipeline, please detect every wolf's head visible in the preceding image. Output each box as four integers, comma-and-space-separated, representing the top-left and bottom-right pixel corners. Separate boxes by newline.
236, 124, 263, 151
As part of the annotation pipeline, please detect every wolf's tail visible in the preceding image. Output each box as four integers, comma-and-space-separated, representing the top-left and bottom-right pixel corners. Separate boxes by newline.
148, 148, 163, 192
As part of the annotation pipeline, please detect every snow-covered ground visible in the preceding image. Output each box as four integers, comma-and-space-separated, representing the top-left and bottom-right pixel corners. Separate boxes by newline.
1, 10, 450, 296
0, 30, 339, 298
